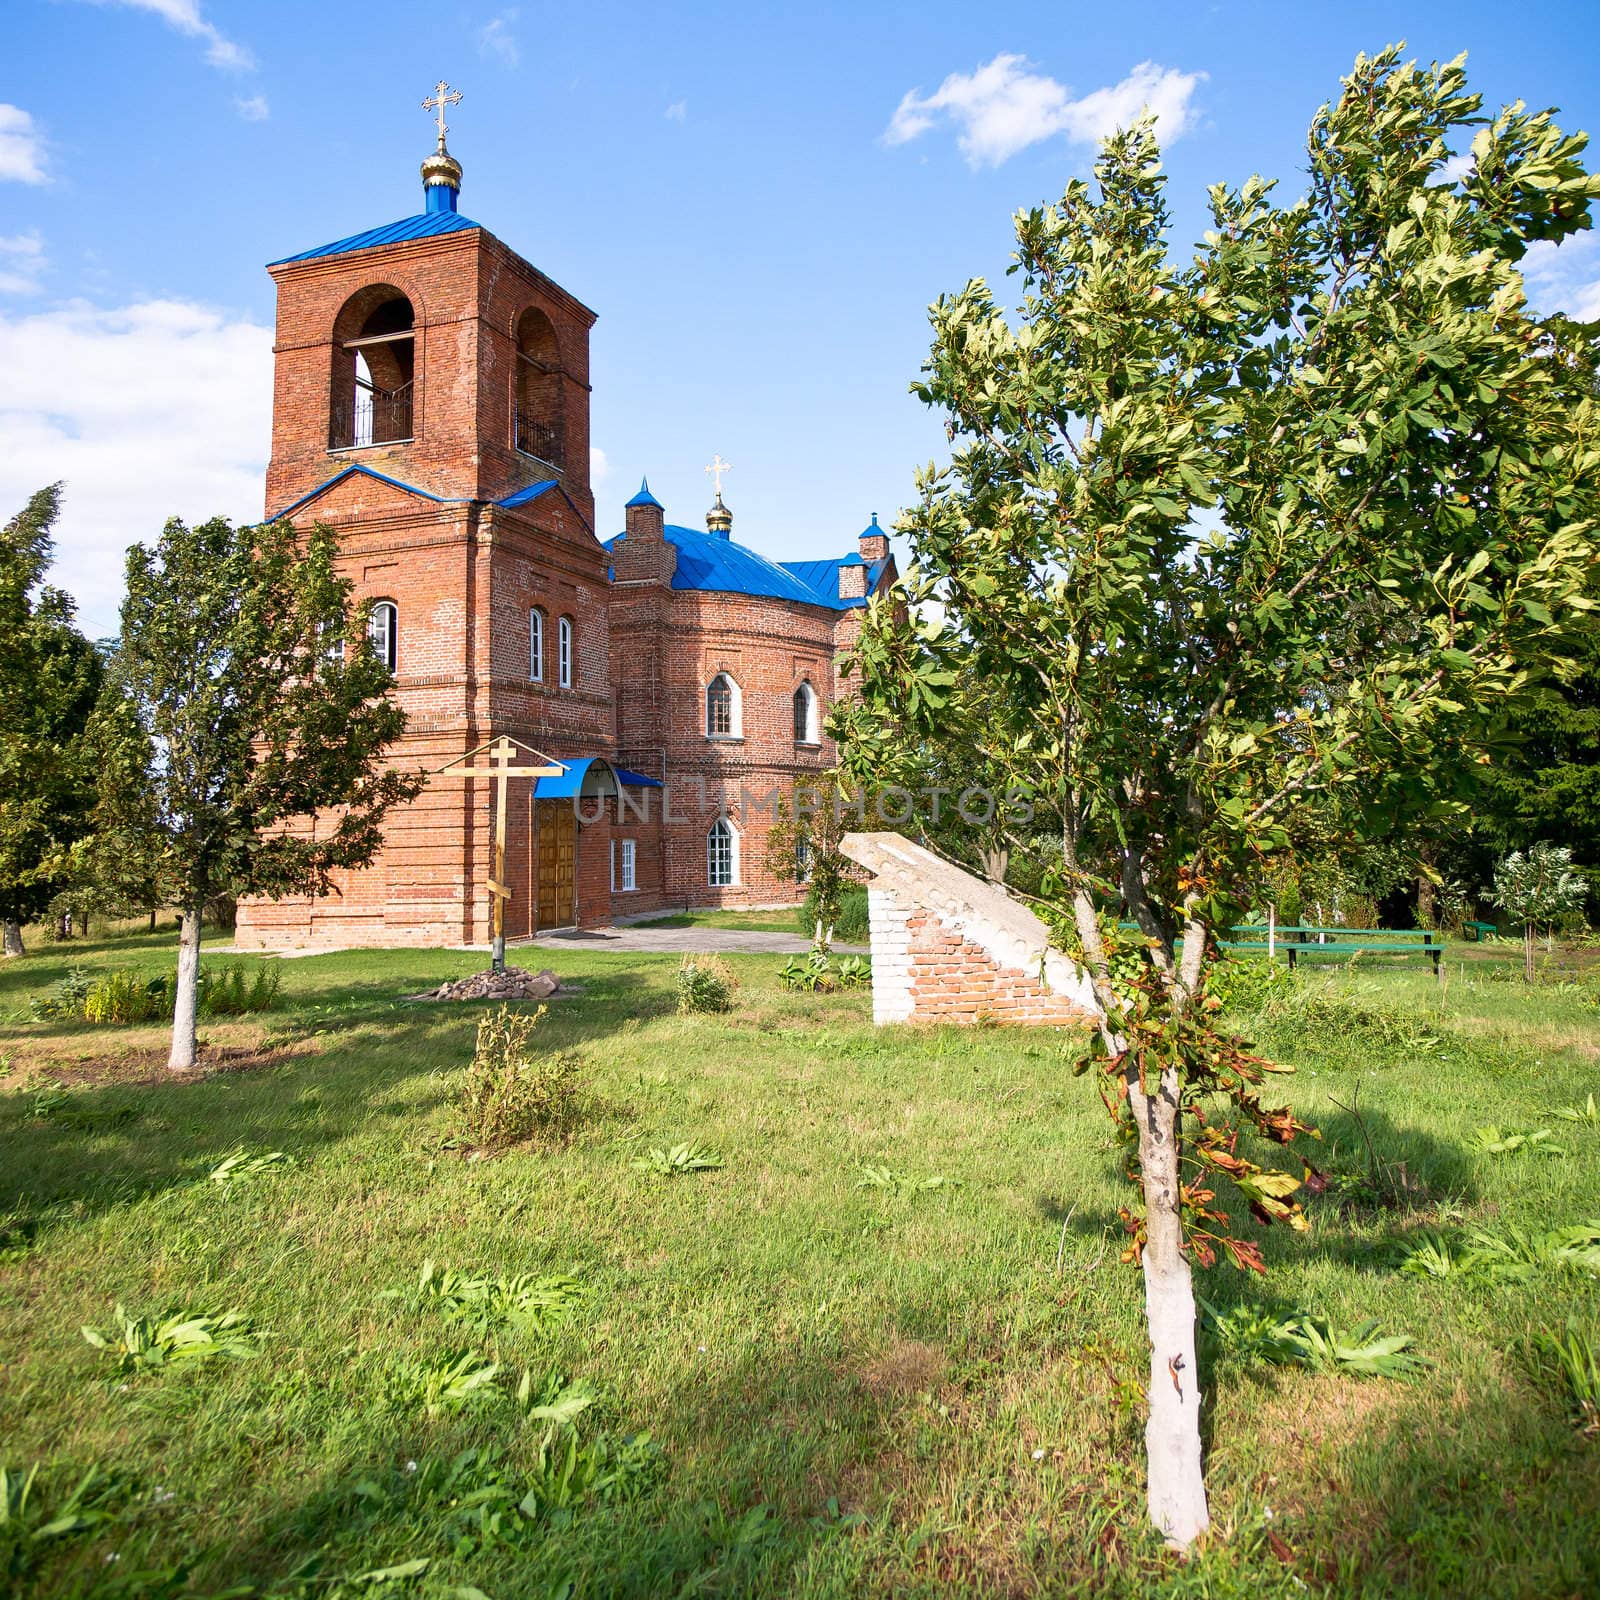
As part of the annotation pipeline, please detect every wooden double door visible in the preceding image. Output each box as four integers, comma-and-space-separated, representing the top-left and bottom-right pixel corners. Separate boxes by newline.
531, 798, 576, 931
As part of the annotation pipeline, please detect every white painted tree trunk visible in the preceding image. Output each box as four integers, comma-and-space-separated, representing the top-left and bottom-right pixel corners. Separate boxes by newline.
168, 905, 202, 1073
1130, 1063, 1210, 1547
1, 920, 24, 958
1068, 876, 1210, 1547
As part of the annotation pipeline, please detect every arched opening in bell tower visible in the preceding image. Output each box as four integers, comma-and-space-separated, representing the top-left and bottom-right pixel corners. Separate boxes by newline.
513, 305, 564, 468
330, 287, 416, 449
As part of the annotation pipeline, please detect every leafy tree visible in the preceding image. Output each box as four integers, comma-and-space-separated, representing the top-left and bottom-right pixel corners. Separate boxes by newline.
88, 516, 425, 1070
1490, 842, 1586, 979
0, 486, 104, 957
837, 48, 1600, 1545
1473, 570, 1600, 915
763, 776, 854, 943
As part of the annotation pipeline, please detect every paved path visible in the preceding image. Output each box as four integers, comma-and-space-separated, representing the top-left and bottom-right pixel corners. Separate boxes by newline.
227, 925, 864, 960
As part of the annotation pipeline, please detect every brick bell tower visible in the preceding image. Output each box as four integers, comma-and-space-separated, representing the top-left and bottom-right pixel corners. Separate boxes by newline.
235, 88, 620, 951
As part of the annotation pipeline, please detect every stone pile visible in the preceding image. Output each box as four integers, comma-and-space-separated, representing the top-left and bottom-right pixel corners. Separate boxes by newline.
416, 966, 561, 1003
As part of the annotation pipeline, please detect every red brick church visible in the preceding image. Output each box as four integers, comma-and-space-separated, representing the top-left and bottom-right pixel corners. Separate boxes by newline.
235, 108, 893, 950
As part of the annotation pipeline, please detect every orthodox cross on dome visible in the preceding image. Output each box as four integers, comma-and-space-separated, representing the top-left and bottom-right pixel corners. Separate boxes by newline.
423, 80, 463, 148
704, 453, 732, 497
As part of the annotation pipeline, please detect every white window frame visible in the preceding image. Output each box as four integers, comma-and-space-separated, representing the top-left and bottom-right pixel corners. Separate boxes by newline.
705, 673, 742, 739
707, 816, 738, 887
795, 837, 813, 884
793, 680, 820, 745
558, 615, 574, 688
529, 607, 545, 682
613, 837, 636, 892
368, 600, 398, 673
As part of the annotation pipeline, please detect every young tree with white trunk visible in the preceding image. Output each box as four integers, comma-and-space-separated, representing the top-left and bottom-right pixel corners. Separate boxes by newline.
837, 48, 1600, 1546
88, 515, 423, 1071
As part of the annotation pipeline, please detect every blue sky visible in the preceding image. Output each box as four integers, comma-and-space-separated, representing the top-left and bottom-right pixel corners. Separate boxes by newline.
4, 0, 1599, 636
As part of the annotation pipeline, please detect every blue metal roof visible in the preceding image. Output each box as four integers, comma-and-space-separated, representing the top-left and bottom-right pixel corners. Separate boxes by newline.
532, 757, 662, 799
778, 556, 888, 610
267, 464, 570, 524
269, 209, 481, 266
497, 478, 558, 508
605, 524, 843, 608
625, 477, 662, 509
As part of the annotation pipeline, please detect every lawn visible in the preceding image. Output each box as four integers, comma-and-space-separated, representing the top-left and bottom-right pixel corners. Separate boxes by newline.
623, 907, 803, 933
1, 927, 1597, 1599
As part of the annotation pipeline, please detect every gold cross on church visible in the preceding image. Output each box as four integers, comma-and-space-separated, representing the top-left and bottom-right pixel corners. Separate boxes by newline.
705, 453, 732, 496
423, 80, 463, 145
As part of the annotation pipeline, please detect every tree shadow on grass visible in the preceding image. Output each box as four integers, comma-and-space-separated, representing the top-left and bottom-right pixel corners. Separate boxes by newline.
174, 1298, 1153, 1600
1285, 1373, 1600, 1598
0, 966, 668, 1230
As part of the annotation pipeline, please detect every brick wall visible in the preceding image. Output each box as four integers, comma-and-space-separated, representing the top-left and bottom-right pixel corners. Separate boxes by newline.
240, 193, 899, 950
841, 832, 1102, 1028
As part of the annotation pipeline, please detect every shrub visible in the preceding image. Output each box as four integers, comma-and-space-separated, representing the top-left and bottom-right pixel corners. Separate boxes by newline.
1524, 1320, 1600, 1435
200, 963, 280, 1016
795, 885, 869, 943
83, 971, 170, 1024
80, 1304, 262, 1372
458, 1005, 588, 1149
30, 961, 279, 1025
415, 1260, 584, 1335
1204, 955, 1294, 1015
675, 954, 738, 1015
30, 969, 93, 1020
631, 1141, 724, 1176
777, 951, 871, 993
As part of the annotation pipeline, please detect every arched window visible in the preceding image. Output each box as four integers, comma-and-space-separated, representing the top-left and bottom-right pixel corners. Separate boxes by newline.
529, 607, 545, 682
793, 681, 820, 744
368, 601, 398, 673
513, 306, 565, 467
706, 673, 741, 738
558, 616, 574, 688
707, 817, 738, 887
331, 286, 415, 449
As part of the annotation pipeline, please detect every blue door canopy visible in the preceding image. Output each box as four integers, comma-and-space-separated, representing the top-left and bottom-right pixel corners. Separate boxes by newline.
531, 757, 661, 799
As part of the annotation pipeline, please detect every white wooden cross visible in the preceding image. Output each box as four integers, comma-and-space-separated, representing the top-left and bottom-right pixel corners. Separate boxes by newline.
423, 81, 463, 145
704, 453, 732, 496
435, 735, 562, 972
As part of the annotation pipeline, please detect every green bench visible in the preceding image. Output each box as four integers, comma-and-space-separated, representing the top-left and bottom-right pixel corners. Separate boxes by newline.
1462, 919, 1497, 942
1222, 925, 1442, 975
1115, 921, 1445, 976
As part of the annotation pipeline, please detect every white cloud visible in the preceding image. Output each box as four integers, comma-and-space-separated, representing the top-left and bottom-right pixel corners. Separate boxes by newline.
665, 100, 687, 123
1521, 233, 1600, 322
83, 0, 254, 71
590, 445, 609, 487
478, 12, 520, 67
885, 54, 1205, 168
234, 94, 270, 122
1437, 152, 1473, 185
0, 105, 48, 185
0, 232, 47, 295
0, 298, 273, 636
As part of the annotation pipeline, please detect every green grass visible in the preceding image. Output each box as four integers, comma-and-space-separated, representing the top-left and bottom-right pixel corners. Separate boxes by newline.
627, 907, 801, 932
1, 927, 1597, 1598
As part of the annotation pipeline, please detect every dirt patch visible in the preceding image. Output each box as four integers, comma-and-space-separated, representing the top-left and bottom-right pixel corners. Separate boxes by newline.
16, 1038, 320, 1090
855, 1333, 947, 1399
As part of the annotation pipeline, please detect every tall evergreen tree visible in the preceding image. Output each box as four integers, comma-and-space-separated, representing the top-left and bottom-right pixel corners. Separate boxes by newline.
89, 515, 425, 1070
0, 486, 103, 957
